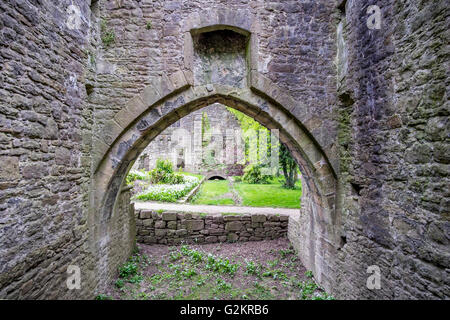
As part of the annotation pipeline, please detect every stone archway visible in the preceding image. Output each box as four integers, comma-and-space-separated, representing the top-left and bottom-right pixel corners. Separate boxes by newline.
88, 13, 341, 295
91, 80, 339, 293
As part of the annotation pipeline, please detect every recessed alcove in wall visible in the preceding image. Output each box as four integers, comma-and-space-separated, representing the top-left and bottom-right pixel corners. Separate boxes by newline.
192, 29, 249, 87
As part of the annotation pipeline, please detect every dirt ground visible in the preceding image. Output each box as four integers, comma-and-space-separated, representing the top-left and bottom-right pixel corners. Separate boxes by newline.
100, 238, 333, 300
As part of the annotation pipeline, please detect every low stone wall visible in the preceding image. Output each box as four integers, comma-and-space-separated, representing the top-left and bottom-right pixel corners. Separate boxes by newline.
135, 210, 289, 245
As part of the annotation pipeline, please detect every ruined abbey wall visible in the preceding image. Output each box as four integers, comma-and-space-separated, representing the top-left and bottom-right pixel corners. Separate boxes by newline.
131, 103, 244, 175
0, 0, 448, 300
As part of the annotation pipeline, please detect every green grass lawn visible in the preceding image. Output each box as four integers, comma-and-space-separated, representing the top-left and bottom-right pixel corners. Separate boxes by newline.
177, 171, 204, 180
234, 180, 301, 208
192, 180, 235, 205
191, 176, 301, 208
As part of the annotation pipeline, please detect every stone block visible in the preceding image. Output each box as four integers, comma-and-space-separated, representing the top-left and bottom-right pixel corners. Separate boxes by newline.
186, 219, 204, 231
140, 210, 152, 219
227, 233, 239, 242
205, 236, 218, 243
223, 216, 241, 222
167, 221, 177, 229
155, 229, 167, 237
142, 219, 153, 227
155, 221, 166, 229
251, 214, 266, 223
162, 211, 177, 221
225, 221, 243, 231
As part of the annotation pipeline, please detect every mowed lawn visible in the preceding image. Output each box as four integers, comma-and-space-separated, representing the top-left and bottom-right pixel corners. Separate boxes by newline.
191, 177, 302, 209
234, 180, 301, 209
192, 180, 235, 205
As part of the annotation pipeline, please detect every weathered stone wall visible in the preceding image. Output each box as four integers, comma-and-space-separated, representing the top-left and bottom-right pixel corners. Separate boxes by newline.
332, 0, 449, 299
0, 0, 448, 300
0, 0, 96, 299
136, 210, 288, 245
131, 103, 244, 176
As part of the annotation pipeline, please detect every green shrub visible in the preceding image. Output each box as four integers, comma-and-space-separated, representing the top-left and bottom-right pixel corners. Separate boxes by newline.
233, 176, 242, 182
156, 158, 173, 174
242, 164, 271, 184
126, 170, 148, 185
119, 261, 138, 278
148, 159, 185, 185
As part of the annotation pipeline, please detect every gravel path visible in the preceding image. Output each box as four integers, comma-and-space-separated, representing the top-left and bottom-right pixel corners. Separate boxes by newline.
133, 201, 299, 215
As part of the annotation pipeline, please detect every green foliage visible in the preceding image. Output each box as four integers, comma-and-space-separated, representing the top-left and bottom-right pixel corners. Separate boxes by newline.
126, 169, 148, 185
215, 279, 232, 292
180, 245, 204, 263
115, 279, 124, 289
147, 159, 185, 185
146, 21, 152, 29
205, 254, 239, 276
100, 19, 115, 47
242, 163, 271, 184
279, 143, 299, 189
181, 268, 197, 279
305, 270, 314, 278
279, 248, 295, 258
119, 261, 138, 279
95, 294, 113, 300
156, 158, 173, 174
134, 174, 199, 202
116, 253, 147, 288
233, 176, 242, 182
245, 261, 262, 277
262, 269, 288, 281
227, 107, 271, 164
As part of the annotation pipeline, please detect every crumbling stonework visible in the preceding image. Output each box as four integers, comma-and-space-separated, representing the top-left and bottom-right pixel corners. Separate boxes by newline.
136, 210, 288, 245
0, 0, 448, 300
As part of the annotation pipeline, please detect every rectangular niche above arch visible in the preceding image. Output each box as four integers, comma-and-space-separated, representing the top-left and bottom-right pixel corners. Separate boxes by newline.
192, 29, 249, 88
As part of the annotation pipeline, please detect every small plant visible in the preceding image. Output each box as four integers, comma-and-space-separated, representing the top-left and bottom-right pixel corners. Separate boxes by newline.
115, 279, 124, 289
196, 278, 206, 287
119, 261, 138, 279
100, 19, 116, 47
170, 251, 182, 262
146, 21, 152, 29
95, 294, 113, 300
215, 279, 232, 292
180, 245, 204, 263
182, 268, 197, 279
245, 261, 262, 277
305, 270, 314, 278
262, 269, 288, 281
205, 254, 239, 276
137, 292, 151, 300
267, 259, 279, 268
312, 292, 335, 300
128, 274, 143, 284
279, 248, 294, 258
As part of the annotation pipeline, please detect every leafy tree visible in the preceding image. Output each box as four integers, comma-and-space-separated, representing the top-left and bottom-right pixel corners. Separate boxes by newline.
279, 143, 298, 189
227, 107, 270, 164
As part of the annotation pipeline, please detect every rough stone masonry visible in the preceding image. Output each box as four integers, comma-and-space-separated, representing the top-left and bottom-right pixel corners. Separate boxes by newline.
0, 0, 448, 300
135, 210, 289, 245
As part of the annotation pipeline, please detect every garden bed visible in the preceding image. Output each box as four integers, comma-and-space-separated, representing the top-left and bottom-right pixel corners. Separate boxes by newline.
130, 170, 203, 203
98, 238, 333, 300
